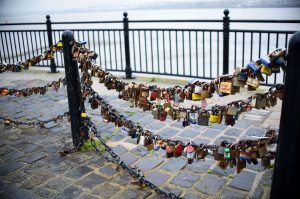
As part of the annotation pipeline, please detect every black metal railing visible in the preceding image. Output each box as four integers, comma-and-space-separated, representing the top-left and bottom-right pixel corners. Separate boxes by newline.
0, 10, 299, 85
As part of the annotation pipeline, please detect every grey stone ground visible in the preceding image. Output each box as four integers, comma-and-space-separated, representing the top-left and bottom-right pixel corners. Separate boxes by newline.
0, 68, 281, 198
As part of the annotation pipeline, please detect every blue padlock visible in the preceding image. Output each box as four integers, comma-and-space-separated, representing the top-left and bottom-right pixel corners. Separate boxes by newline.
218, 92, 226, 97
259, 57, 270, 68
247, 62, 259, 73
273, 57, 285, 66
15, 63, 21, 72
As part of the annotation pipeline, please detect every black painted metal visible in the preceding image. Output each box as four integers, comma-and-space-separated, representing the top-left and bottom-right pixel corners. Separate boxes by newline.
270, 31, 300, 199
46, 15, 57, 73
123, 12, 133, 79
223, 9, 230, 75
62, 30, 82, 148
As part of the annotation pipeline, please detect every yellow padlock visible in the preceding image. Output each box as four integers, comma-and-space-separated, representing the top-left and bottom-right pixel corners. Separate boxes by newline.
210, 114, 220, 123
260, 64, 271, 76
192, 93, 202, 101
57, 41, 63, 47
81, 112, 87, 118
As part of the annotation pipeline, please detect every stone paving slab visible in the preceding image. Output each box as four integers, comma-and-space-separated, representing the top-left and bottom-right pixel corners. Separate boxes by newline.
0, 70, 280, 199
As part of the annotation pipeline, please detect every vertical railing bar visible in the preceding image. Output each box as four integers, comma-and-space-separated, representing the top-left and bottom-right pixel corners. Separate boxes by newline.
53, 31, 59, 66
30, 31, 35, 61
12, 32, 18, 62
196, 31, 198, 77
59, 31, 64, 66
114, 30, 118, 70
266, 33, 270, 84
7, 32, 14, 63
5, 32, 12, 63
38, 31, 44, 66
242, 31, 245, 67
250, 32, 253, 61
274, 33, 279, 84
144, 30, 148, 73
119, 30, 123, 70
138, 31, 142, 72
0, 33, 3, 63
176, 30, 178, 75
189, 30, 192, 76
156, 30, 160, 73
202, 31, 205, 77
34, 31, 39, 59
108, 30, 113, 69
169, 30, 172, 75
234, 32, 237, 68
163, 30, 166, 73
97, 31, 102, 66
43, 31, 48, 65
150, 30, 154, 73
82, 30, 85, 42
87, 30, 91, 50
209, 31, 212, 78
92, 30, 96, 57
132, 30, 137, 72
182, 31, 185, 76
1, 33, 7, 61
258, 33, 261, 58
102, 30, 107, 69
9, 32, 15, 63
217, 31, 220, 76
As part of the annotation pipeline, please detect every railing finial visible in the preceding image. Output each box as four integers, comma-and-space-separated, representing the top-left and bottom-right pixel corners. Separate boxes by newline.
46, 15, 50, 20
224, 9, 229, 17
123, 12, 128, 18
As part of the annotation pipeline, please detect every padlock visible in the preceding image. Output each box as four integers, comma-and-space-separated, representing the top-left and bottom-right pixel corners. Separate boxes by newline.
259, 57, 270, 68
261, 157, 271, 168
150, 89, 159, 101
166, 141, 175, 158
185, 88, 192, 100
152, 108, 160, 120
236, 158, 246, 173
226, 106, 238, 116
144, 136, 154, 151
174, 142, 184, 157
198, 110, 209, 126
267, 94, 277, 107
260, 64, 272, 75
246, 76, 260, 89
219, 81, 232, 94
201, 84, 211, 98
129, 98, 134, 108
188, 110, 198, 125
192, 93, 202, 101
268, 48, 286, 61
224, 147, 231, 159
194, 85, 202, 94
178, 90, 186, 102
196, 145, 208, 160
141, 87, 149, 98
159, 110, 167, 122
247, 62, 260, 73
90, 99, 99, 109
173, 93, 180, 107
255, 94, 267, 109
257, 141, 268, 158
184, 145, 195, 164
270, 66, 281, 73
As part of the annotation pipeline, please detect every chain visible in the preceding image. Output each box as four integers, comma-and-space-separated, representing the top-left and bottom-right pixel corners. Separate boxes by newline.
0, 112, 70, 127
85, 117, 182, 199
0, 78, 66, 97
81, 80, 278, 149
0, 41, 63, 73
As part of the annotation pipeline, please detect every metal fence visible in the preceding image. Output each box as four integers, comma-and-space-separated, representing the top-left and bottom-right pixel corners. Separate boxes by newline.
0, 10, 299, 85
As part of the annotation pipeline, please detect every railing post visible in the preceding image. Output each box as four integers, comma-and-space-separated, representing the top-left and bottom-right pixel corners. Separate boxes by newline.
223, 9, 230, 75
62, 30, 82, 148
123, 12, 133, 79
46, 15, 57, 73
270, 31, 300, 199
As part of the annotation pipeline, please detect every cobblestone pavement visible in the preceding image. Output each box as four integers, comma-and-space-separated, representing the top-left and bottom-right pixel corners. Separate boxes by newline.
0, 68, 280, 199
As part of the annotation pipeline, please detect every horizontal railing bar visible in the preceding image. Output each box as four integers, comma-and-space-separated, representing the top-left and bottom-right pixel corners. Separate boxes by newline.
129, 28, 223, 32
0, 30, 46, 32
51, 21, 123, 24
230, 29, 296, 34
0, 22, 46, 26
230, 19, 300, 23
128, 19, 223, 23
